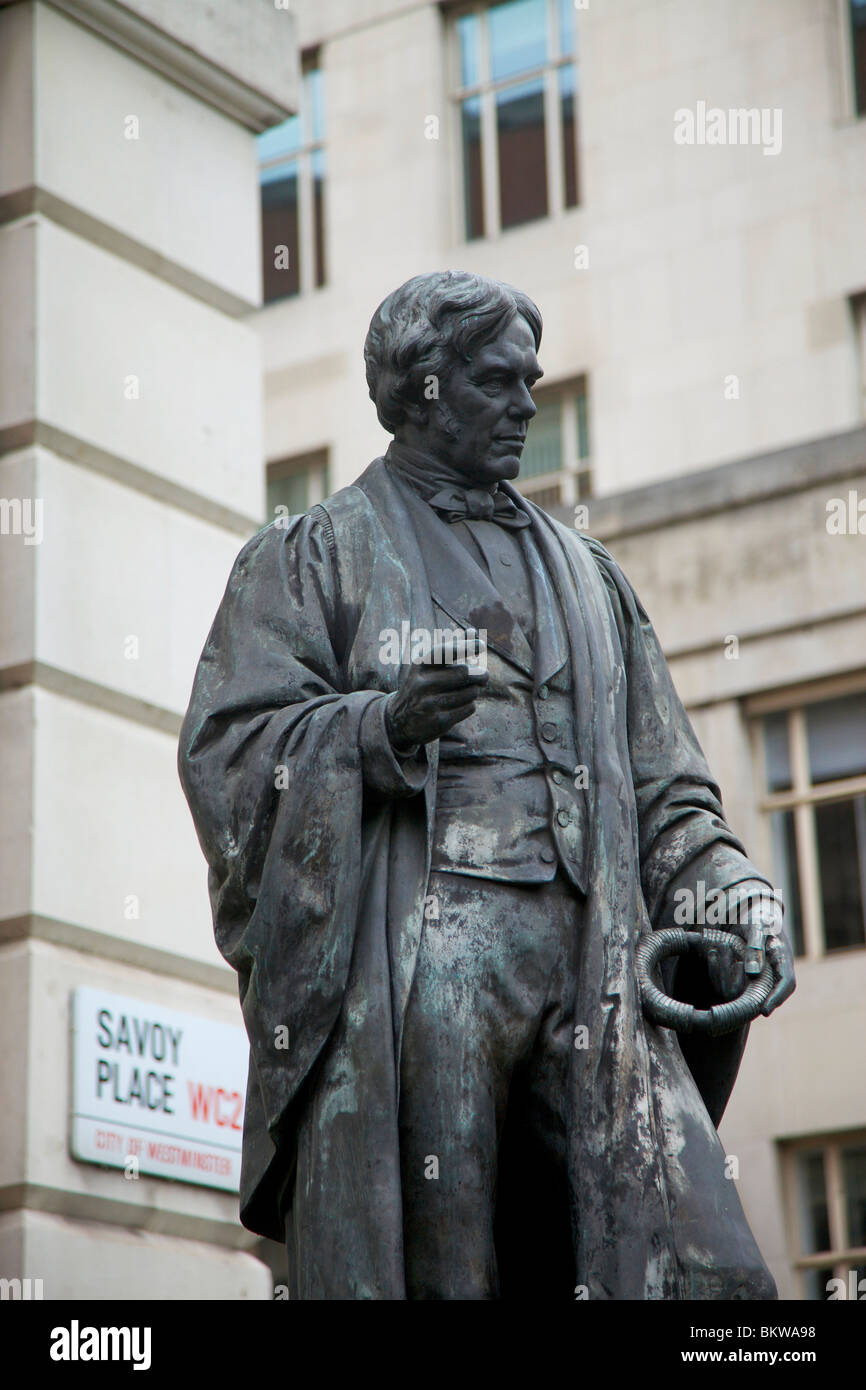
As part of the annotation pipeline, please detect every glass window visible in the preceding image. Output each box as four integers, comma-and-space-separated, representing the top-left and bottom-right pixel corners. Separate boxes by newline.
461, 97, 485, 239
851, 0, 866, 117
797, 1150, 830, 1256
764, 711, 792, 792
769, 808, 804, 956
844, 1143, 866, 1249
453, 0, 580, 240
806, 694, 866, 784
784, 1133, 866, 1299
489, 0, 547, 82
517, 378, 591, 510
258, 56, 326, 302
814, 796, 866, 951
265, 450, 329, 525
497, 78, 548, 228
261, 163, 299, 301
759, 691, 866, 959
457, 11, 481, 87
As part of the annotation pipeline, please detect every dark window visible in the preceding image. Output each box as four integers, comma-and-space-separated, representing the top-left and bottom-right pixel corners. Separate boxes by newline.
851, 0, 866, 116
265, 449, 329, 526
761, 691, 866, 958
257, 59, 325, 303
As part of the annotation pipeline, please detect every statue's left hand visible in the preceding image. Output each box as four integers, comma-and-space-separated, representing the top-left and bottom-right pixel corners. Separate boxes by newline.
705, 890, 796, 1016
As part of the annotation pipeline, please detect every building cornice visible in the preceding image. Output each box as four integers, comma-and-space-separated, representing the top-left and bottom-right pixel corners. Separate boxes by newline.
555, 425, 866, 541
42, 0, 298, 132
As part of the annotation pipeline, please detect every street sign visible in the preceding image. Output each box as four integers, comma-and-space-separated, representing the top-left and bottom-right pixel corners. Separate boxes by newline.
70, 988, 248, 1192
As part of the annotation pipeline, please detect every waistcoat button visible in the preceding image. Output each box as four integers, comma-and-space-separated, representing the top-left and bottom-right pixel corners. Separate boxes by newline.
551, 770, 564, 785
556, 809, 571, 827
537, 684, 549, 700
540, 847, 556, 864
541, 722, 557, 741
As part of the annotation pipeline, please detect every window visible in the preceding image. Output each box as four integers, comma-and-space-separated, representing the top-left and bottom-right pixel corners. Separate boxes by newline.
757, 689, 866, 959
853, 292, 866, 417
257, 56, 326, 302
782, 1132, 866, 1299
851, 1, 866, 116
516, 376, 590, 509
266, 449, 329, 523
452, 0, 580, 240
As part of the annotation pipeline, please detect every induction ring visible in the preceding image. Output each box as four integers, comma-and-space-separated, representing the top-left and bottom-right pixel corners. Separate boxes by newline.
636, 928, 778, 1036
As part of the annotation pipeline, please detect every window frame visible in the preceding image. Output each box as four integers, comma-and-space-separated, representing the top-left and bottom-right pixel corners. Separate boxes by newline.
516, 374, 591, 508
448, 0, 580, 241
749, 675, 866, 961
265, 447, 329, 525
780, 1130, 866, 1299
258, 50, 326, 302
842, 0, 866, 120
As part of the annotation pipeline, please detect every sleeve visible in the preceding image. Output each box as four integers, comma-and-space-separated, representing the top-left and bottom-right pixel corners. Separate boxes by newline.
177, 513, 425, 1137
359, 694, 429, 797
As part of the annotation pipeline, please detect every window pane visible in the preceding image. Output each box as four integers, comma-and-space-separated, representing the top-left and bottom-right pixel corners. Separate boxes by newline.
797, 1150, 831, 1255
457, 11, 481, 87
852, 0, 866, 117
575, 383, 589, 459
267, 469, 311, 520
461, 96, 485, 239
770, 809, 804, 956
489, 0, 547, 82
558, 0, 576, 56
764, 712, 792, 792
560, 64, 579, 208
520, 397, 562, 480
575, 464, 592, 500
814, 796, 866, 952
257, 115, 302, 165
806, 693, 866, 784
497, 77, 548, 229
312, 148, 326, 288
843, 1144, 866, 1248
306, 67, 325, 143
261, 164, 299, 302
803, 1266, 835, 1300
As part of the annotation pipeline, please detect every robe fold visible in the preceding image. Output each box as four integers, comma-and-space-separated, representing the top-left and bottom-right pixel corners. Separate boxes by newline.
178, 456, 776, 1300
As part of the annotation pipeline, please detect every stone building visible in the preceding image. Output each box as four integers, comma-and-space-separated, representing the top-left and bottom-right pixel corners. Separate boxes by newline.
1, 0, 864, 1302
0, 0, 298, 1299
256, 0, 866, 1300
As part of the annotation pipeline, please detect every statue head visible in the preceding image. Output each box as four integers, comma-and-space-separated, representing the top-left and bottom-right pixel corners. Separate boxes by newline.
364, 270, 543, 486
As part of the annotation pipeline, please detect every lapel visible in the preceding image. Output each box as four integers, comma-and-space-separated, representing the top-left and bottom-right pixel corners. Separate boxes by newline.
523, 525, 568, 687
390, 469, 535, 677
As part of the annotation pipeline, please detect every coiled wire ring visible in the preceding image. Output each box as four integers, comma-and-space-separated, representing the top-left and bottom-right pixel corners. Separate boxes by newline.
636, 928, 777, 1036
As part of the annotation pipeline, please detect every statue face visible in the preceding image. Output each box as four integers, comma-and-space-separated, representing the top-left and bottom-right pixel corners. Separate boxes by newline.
413, 315, 543, 485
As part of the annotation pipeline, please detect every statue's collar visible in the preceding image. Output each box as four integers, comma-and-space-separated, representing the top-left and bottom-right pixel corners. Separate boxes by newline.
384, 439, 498, 501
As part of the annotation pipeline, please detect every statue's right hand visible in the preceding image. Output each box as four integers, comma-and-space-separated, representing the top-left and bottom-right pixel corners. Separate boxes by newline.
385, 660, 489, 751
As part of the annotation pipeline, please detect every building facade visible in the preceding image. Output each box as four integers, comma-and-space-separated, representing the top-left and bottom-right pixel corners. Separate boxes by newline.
256, 0, 866, 1299
0, 0, 299, 1299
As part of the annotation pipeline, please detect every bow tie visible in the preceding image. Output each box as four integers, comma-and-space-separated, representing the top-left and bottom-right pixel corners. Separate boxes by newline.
427, 485, 531, 530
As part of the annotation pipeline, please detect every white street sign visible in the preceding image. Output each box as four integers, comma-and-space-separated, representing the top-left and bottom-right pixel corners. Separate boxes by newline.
71, 988, 248, 1192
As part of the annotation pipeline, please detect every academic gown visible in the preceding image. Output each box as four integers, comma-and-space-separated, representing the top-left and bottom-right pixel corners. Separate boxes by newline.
178, 455, 777, 1300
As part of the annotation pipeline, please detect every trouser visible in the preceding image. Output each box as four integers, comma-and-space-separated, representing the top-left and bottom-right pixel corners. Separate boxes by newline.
398, 868, 583, 1300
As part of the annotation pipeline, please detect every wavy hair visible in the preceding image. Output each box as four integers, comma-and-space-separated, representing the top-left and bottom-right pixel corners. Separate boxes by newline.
364, 270, 542, 434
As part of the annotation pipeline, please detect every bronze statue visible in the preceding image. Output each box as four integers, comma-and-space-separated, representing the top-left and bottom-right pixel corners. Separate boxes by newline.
178, 271, 795, 1300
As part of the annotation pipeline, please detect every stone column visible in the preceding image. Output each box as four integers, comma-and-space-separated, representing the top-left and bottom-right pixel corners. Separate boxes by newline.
0, 0, 297, 1299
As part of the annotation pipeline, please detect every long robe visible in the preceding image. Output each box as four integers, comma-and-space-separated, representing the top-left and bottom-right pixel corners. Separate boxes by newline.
178, 456, 777, 1300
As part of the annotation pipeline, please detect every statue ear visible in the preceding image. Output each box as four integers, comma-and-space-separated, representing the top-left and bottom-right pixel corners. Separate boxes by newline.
403, 399, 428, 428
